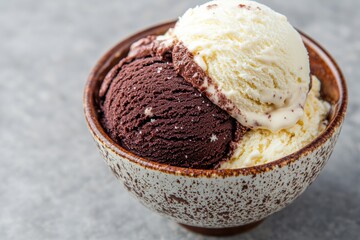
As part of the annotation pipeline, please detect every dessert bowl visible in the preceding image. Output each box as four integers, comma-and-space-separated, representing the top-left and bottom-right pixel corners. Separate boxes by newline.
83, 21, 347, 235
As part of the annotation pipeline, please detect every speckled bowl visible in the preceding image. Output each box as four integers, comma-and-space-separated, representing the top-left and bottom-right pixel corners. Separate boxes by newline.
84, 22, 347, 236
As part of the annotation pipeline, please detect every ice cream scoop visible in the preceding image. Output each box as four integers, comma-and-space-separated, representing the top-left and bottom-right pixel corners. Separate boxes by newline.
172, 0, 310, 132
100, 52, 245, 169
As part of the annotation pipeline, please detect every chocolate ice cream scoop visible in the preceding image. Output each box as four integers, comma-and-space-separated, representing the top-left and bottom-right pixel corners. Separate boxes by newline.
100, 55, 245, 169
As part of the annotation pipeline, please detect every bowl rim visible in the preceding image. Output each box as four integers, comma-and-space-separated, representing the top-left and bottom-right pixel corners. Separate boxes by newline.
83, 21, 348, 178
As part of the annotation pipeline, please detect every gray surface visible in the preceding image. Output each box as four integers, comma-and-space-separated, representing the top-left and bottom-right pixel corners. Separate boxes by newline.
0, 0, 359, 239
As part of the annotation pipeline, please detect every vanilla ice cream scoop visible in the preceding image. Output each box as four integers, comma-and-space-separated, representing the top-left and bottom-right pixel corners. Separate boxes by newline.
172, 0, 310, 132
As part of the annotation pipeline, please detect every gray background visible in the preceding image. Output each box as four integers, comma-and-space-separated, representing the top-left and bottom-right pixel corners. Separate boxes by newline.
1, 0, 359, 239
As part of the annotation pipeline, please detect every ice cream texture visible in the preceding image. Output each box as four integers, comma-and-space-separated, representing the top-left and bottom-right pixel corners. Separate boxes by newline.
100, 52, 246, 169
99, 0, 331, 169
220, 76, 330, 169
172, 0, 310, 132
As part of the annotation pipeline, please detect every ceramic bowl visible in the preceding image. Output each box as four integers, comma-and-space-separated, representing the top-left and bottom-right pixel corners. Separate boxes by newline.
83, 22, 347, 235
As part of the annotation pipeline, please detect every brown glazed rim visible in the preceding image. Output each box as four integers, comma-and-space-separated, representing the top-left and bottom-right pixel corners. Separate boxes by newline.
84, 21, 348, 178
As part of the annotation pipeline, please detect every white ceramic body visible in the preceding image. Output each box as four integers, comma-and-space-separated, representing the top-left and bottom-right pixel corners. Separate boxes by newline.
91, 127, 340, 228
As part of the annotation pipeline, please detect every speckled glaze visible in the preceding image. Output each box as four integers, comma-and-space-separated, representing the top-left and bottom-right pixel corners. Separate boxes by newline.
84, 22, 347, 229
